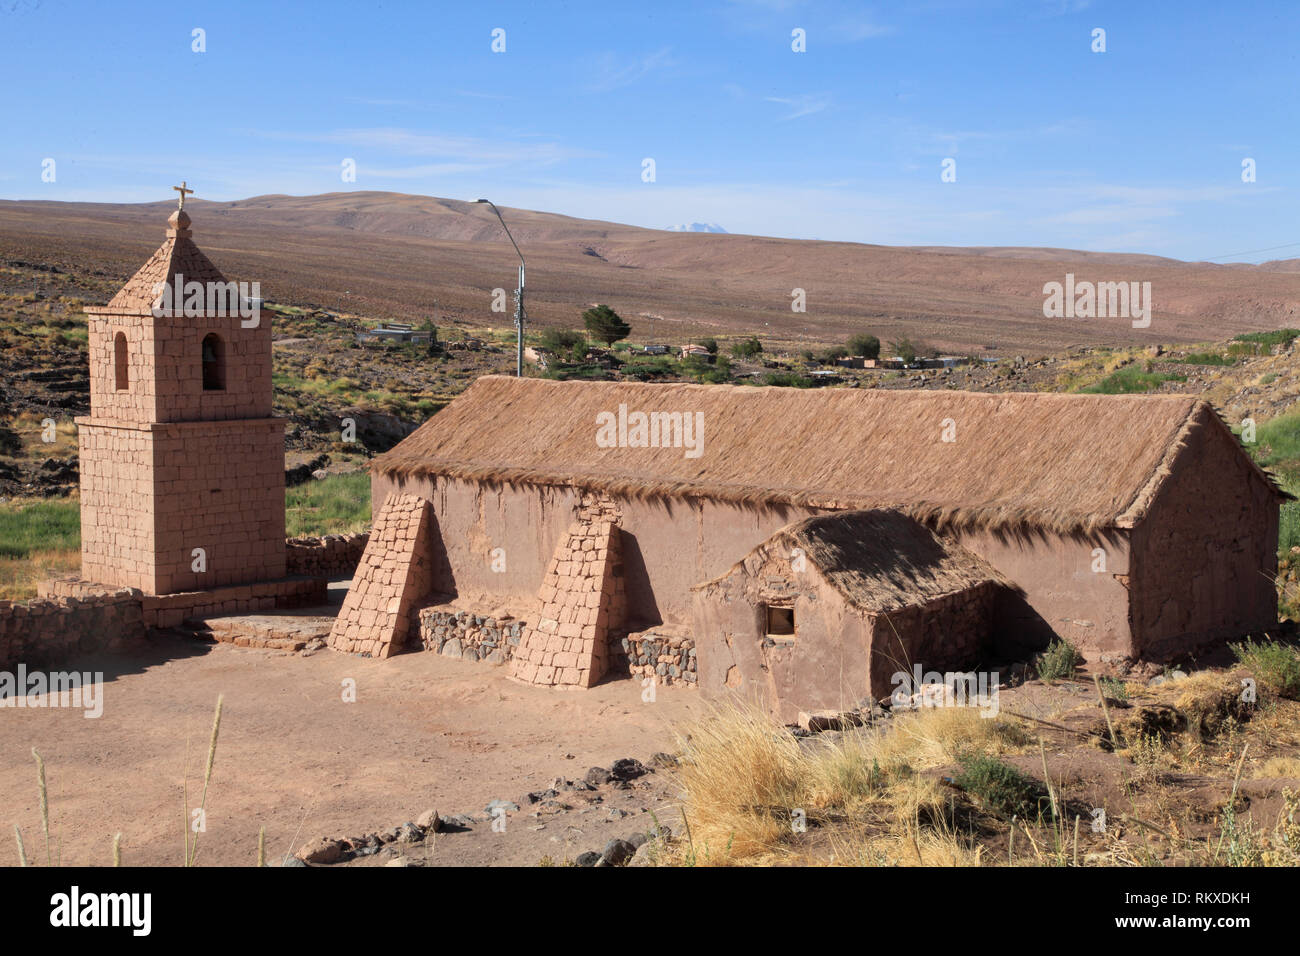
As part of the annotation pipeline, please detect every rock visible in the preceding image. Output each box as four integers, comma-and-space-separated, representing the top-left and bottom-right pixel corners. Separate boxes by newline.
599, 838, 636, 866
798, 710, 864, 733
398, 822, 423, 843
585, 766, 613, 787
627, 831, 649, 849
485, 798, 520, 815
385, 856, 420, 867
295, 836, 345, 864
416, 809, 441, 831
442, 637, 463, 658
608, 808, 629, 820
649, 752, 678, 769
281, 856, 308, 867
574, 851, 601, 867
609, 758, 647, 781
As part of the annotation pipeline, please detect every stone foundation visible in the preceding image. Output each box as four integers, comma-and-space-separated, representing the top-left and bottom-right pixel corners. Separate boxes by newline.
418, 607, 527, 663
286, 532, 370, 577
617, 626, 697, 686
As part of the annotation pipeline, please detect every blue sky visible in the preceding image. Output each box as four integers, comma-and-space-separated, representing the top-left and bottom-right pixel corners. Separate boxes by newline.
1, 0, 1297, 261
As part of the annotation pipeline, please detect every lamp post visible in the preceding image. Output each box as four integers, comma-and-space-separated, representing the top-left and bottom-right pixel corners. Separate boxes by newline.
472, 199, 525, 377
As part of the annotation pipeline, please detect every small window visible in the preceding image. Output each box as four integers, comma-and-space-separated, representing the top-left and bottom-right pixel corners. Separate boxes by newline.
764, 604, 795, 641
113, 332, 128, 390
202, 333, 225, 391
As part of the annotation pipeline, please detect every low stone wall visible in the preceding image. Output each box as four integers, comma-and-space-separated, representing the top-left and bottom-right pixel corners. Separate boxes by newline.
40, 575, 328, 629
286, 533, 369, 577
419, 608, 526, 663
0, 591, 146, 671
616, 627, 697, 686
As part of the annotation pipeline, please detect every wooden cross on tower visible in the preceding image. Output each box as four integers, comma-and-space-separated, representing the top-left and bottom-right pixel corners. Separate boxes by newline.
172, 181, 194, 210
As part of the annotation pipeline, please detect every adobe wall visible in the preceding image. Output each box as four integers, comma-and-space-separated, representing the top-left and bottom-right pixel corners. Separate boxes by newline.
370, 473, 822, 627
0, 591, 146, 671
692, 546, 876, 722
868, 584, 999, 699
1130, 423, 1279, 659
953, 528, 1134, 659
87, 313, 158, 421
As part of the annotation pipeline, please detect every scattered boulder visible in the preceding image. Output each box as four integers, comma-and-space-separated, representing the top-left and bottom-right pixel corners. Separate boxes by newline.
295, 836, 345, 865
597, 838, 636, 867
585, 766, 613, 787
574, 851, 601, 867
416, 809, 441, 831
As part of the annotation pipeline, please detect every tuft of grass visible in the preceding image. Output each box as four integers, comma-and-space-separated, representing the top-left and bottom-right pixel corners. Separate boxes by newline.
1035, 639, 1082, 682
1231, 638, 1300, 699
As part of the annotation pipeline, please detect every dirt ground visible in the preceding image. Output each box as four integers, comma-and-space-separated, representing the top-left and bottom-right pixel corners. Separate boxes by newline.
0, 635, 705, 868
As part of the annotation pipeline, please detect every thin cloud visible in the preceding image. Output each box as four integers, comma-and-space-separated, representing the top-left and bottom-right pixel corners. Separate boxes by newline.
765, 93, 831, 120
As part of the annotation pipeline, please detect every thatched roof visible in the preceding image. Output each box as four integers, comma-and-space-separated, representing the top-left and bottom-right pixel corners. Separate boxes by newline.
695, 509, 1010, 614
373, 376, 1284, 535
86, 209, 228, 316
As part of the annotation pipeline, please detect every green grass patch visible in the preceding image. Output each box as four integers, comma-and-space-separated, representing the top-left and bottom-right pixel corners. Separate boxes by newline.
1173, 352, 1235, 366
1077, 365, 1186, 394
1233, 328, 1300, 351
285, 471, 371, 537
0, 499, 80, 559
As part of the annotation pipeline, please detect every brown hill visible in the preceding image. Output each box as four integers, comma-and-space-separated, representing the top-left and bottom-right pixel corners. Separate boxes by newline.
2, 191, 1298, 353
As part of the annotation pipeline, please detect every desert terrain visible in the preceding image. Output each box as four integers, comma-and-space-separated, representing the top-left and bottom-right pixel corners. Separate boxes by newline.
3, 195, 1300, 868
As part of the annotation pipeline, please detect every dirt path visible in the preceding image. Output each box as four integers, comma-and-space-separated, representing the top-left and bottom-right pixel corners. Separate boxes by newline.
0, 636, 704, 867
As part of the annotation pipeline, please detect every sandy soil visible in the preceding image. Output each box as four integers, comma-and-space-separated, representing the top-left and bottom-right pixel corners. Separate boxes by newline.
0, 636, 705, 867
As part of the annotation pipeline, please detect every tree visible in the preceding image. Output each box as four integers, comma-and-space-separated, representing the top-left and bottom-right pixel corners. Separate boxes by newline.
889, 337, 917, 365
700, 337, 719, 355
582, 305, 631, 346
847, 333, 880, 359
731, 336, 763, 359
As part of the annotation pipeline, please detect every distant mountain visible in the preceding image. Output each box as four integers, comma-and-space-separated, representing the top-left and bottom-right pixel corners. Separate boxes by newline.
1, 191, 1297, 353
666, 222, 728, 234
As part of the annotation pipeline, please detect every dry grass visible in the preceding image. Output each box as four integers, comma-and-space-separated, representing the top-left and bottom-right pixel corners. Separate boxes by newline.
373, 375, 1247, 536
662, 701, 1031, 866
0, 547, 80, 601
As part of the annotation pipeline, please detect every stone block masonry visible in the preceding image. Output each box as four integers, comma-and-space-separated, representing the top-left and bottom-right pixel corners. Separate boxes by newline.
510, 494, 627, 689
286, 533, 370, 577
419, 608, 527, 663
329, 494, 434, 658
0, 591, 146, 671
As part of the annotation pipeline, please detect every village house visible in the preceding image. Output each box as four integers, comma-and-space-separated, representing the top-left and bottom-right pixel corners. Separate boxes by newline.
334, 375, 1285, 717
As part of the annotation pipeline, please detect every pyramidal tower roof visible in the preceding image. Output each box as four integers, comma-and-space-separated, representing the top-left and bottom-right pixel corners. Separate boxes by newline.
97, 203, 229, 315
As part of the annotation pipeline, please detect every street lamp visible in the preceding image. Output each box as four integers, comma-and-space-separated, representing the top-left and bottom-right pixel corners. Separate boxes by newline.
472, 198, 526, 377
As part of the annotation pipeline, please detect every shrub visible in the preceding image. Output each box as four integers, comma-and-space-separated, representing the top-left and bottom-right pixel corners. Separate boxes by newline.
1034, 639, 1081, 682
731, 336, 763, 359
1231, 638, 1300, 699
954, 753, 1049, 820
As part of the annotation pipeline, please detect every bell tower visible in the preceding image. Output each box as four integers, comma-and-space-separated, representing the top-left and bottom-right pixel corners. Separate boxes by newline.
77, 188, 286, 594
